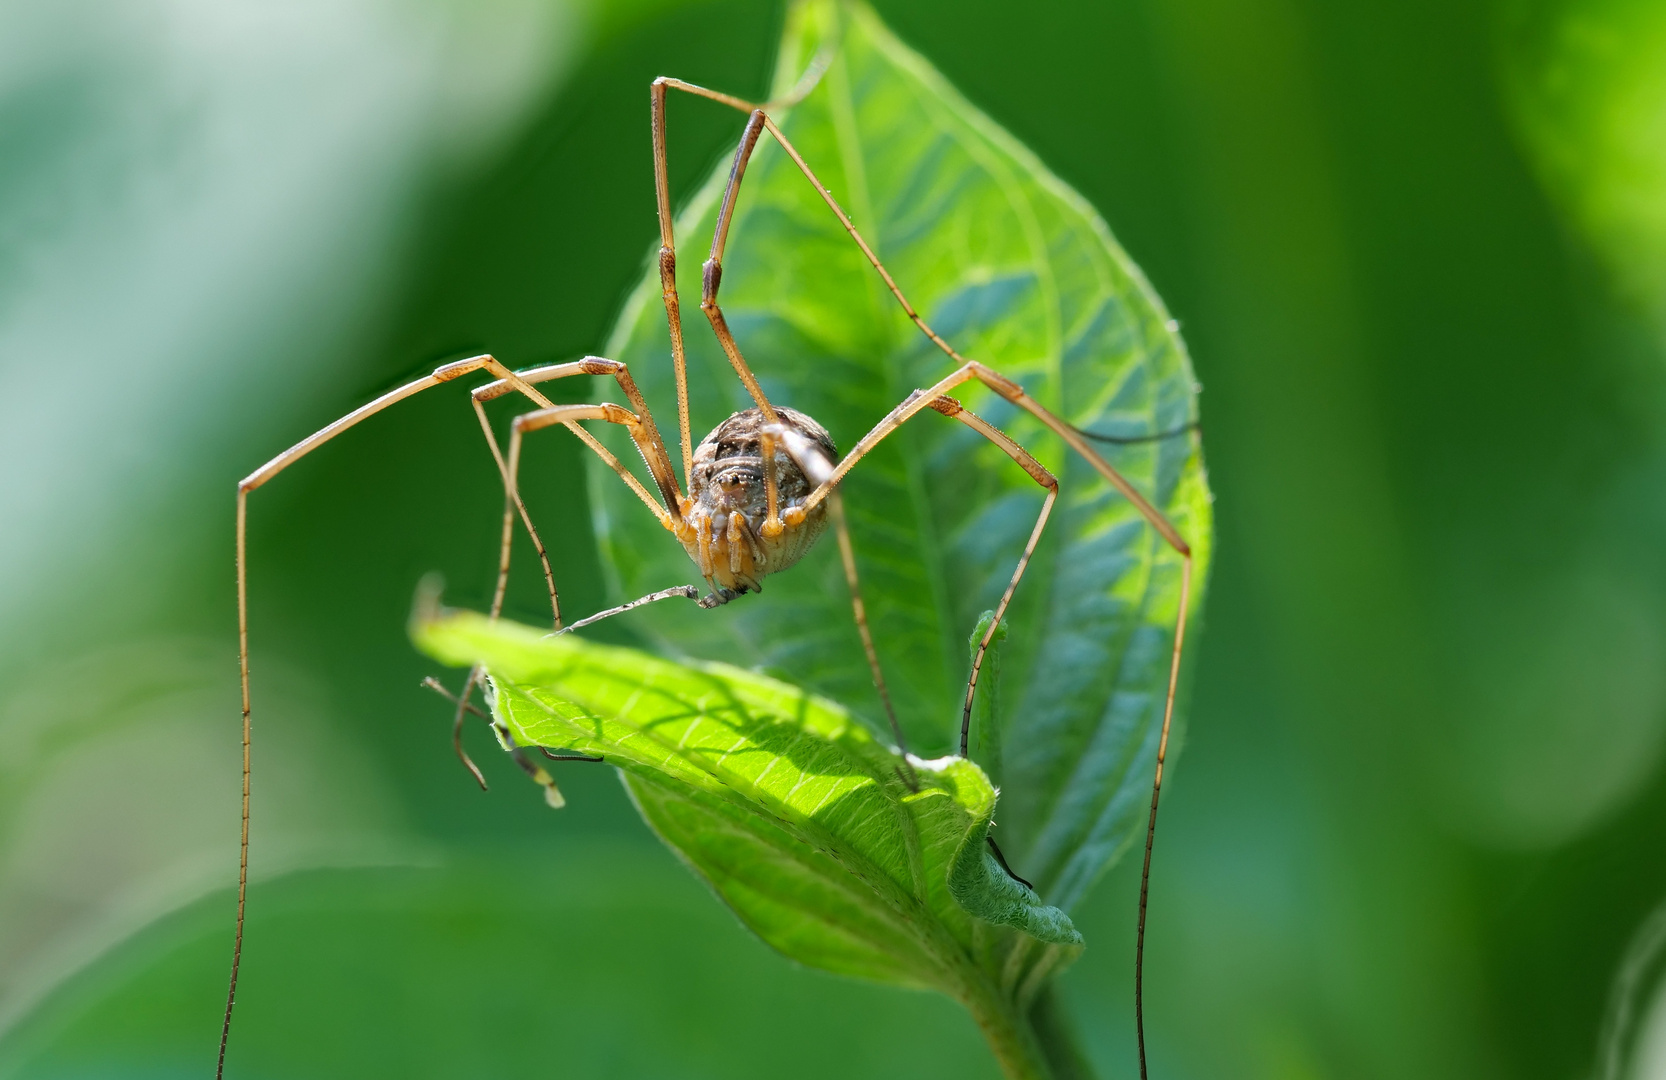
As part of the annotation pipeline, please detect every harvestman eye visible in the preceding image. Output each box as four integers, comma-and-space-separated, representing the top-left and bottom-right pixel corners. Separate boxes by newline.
218, 58, 1196, 1080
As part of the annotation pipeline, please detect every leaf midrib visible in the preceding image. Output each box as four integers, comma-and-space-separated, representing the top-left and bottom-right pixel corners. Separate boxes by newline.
825, 34, 961, 722
506, 659, 962, 960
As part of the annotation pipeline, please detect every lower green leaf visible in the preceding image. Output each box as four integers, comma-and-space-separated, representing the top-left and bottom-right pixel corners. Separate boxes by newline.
414, 607, 1080, 1020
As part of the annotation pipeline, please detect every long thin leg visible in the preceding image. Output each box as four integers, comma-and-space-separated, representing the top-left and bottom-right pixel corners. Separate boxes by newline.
651, 79, 697, 485
801, 361, 1191, 1080
452, 667, 493, 791
445, 661, 511, 793
1079, 420, 1201, 445
650, 81, 785, 477
472, 357, 684, 524
510, 746, 570, 809
470, 357, 687, 634
661, 74, 1195, 1078
758, 427, 785, 537
445, 582, 698, 802
425, 675, 485, 719
541, 748, 606, 762
671, 86, 966, 438
459, 358, 689, 790
802, 363, 1185, 550
827, 489, 922, 791
496, 399, 707, 609
697, 110, 779, 420
796, 389, 1061, 758
648, 60, 837, 476
452, 430, 548, 792
655, 79, 970, 371
827, 489, 906, 753
553, 585, 700, 635
422, 676, 602, 808
1135, 555, 1191, 1080
422, 675, 491, 791
652, 82, 978, 449
657, 81, 1095, 428
986, 833, 1033, 890
935, 401, 1059, 757
477, 414, 558, 630
223, 354, 558, 1080
505, 401, 671, 516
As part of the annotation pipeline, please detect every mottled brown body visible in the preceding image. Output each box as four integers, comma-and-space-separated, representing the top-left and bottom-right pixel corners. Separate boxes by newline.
674, 406, 836, 603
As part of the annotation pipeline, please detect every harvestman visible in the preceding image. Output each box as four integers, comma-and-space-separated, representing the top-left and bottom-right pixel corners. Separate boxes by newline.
220, 65, 1196, 1080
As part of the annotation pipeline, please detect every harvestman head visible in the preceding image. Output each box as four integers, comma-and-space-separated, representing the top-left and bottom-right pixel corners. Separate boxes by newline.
221, 59, 1196, 1080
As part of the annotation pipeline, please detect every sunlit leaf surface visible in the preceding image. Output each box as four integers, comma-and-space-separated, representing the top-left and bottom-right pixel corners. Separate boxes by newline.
416, 609, 1080, 1034
593, 0, 1211, 910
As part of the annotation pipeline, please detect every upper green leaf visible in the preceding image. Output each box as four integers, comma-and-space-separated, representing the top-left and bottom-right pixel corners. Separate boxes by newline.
414, 608, 1079, 1011
593, 0, 1212, 911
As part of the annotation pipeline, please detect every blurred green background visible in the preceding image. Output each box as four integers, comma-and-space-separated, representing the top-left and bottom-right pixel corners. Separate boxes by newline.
3, 0, 1666, 1077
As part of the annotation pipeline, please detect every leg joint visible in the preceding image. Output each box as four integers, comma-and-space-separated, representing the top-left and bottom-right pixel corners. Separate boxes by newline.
971, 362, 1024, 401
472, 360, 591, 403
512, 403, 625, 435
434, 355, 493, 382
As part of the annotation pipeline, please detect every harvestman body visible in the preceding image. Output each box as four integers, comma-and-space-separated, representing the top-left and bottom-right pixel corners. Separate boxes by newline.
222, 65, 1195, 1080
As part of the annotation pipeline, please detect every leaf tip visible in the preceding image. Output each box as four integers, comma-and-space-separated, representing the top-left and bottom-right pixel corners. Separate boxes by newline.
407, 577, 490, 671
408, 572, 446, 636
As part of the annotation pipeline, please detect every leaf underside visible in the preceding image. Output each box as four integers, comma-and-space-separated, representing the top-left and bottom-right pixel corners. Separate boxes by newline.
593, 0, 1213, 913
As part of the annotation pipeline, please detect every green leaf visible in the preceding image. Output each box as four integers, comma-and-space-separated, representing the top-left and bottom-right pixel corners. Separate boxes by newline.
594, 0, 1212, 911
415, 608, 1078, 1076
1500, 0, 1666, 326
2, 859, 1014, 1079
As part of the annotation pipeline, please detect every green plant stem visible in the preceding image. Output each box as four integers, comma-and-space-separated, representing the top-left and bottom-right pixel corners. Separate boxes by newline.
1029, 985, 1098, 1080
957, 970, 1056, 1080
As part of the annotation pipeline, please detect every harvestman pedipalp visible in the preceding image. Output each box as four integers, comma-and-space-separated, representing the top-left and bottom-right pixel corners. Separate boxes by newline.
219, 57, 1196, 1080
